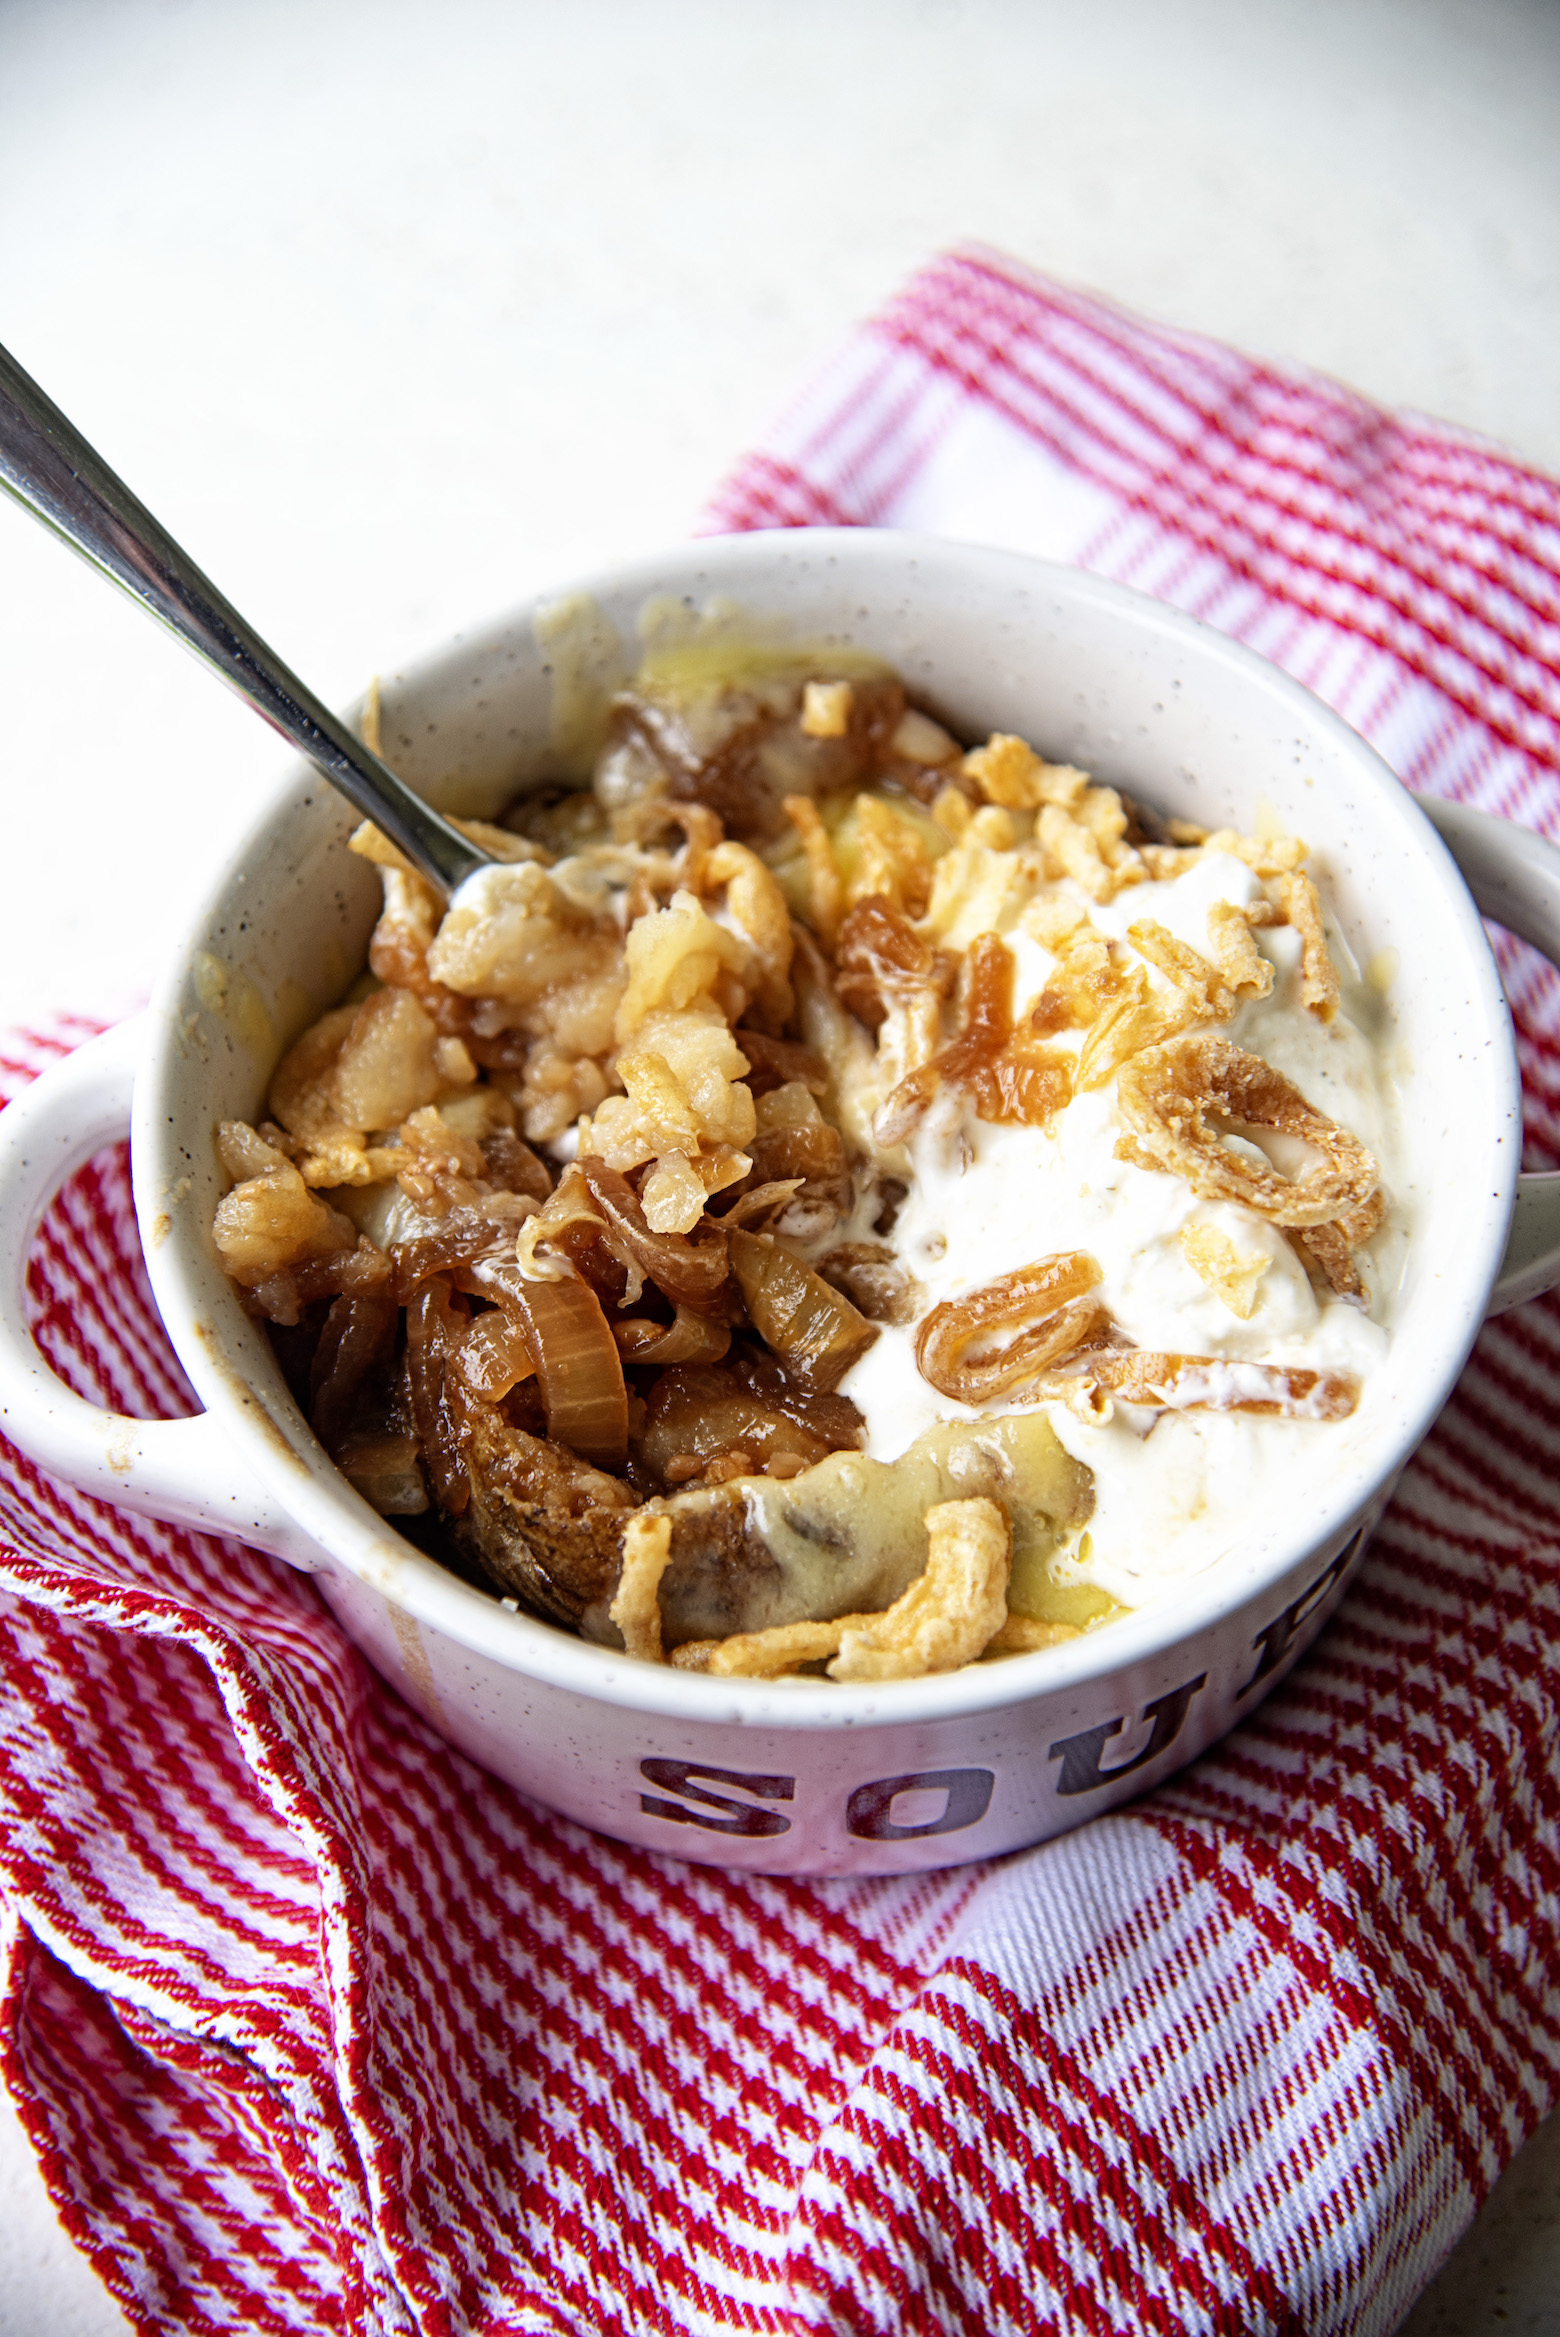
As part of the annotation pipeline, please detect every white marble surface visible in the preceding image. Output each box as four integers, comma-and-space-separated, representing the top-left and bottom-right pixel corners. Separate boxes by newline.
1, 1, 1558, 2329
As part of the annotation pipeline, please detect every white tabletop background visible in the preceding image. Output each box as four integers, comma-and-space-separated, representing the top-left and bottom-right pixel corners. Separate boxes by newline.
2, 1, 1559, 2330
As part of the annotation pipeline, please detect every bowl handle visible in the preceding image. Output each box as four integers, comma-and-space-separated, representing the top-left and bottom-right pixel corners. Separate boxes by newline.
1422, 800, 1560, 1315
0, 1017, 328, 1570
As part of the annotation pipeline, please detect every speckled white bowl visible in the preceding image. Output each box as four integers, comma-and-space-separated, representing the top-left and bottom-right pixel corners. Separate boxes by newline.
3, 532, 1558, 1873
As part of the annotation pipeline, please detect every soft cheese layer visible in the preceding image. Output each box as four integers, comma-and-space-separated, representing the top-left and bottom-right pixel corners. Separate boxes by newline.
836, 853, 1401, 1607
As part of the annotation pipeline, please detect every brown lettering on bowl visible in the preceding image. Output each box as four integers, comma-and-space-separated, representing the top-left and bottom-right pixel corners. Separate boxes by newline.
1239, 1525, 1368, 1696
639, 1758, 795, 1837
846, 1768, 995, 1841
1048, 1673, 1208, 1797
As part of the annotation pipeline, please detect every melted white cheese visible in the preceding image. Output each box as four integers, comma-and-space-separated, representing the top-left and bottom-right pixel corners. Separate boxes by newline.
835, 855, 1402, 1610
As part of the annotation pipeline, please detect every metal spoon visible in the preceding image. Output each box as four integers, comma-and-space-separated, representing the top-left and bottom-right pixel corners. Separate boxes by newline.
0, 339, 491, 895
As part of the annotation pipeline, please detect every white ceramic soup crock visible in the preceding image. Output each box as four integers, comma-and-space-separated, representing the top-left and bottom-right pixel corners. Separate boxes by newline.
3, 533, 1559, 1877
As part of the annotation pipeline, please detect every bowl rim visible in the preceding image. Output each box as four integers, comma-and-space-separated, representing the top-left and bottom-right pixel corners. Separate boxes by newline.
134, 528, 1520, 1730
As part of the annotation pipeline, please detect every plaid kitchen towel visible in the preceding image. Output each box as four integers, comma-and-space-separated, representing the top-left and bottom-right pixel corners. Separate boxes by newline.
3, 247, 1560, 2337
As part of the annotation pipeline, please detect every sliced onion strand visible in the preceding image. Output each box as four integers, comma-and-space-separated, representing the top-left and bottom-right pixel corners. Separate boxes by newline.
506, 1274, 629, 1467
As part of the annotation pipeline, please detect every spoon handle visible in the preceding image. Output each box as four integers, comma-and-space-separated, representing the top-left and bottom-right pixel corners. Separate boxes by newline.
0, 340, 487, 895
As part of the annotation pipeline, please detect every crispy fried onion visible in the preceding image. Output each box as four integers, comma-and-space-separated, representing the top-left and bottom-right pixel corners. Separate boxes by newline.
782, 795, 844, 945
1268, 871, 1339, 1022
1289, 1207, 1386, 1301
1035, 1350, 1358, 1422
1115, 1037, 1382, 1271
676, 1496, 1011, 1680
876, 933, 1073, 1145
609, 1511, 674, 1664
986, 1614, 1081, 1654
1069, 921, 1233, 1094
916, 1252, 1107, 1406
700, 839, 795, 1027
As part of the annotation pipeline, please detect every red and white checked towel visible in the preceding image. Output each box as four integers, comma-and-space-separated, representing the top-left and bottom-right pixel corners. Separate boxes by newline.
4, 248, 1560, 2337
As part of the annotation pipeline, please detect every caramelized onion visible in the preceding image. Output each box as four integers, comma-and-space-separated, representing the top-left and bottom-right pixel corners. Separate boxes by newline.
505, 1274, 629, 1468
576, 1158, 730, 1308
612, 667, 905, 845
969, 1044, 1073, 1130
732, 1029, 830, 1098
746, 1123, 851, 1228
1055, 1351, 1358, 1420
729, 1228, 878, 1392
309, 1289, 399, 1449
332, 1431, 429, 1516
406, 1277, 473, 1515
391, 1198, 537, 1302
456, 1309, 538, 1401
613, 1309, 732, 1367
878, 935, 1071, 1145
916, 1252, 1106, 1406
719, 1178, 805, 1230
817, 1242, 921, 1326
728, 1351, 865, 1450
834, 895, 951, 1032
514, 1164, 638, 1305
479, 1128, 552, 1200
253, 1235, 390, 1329
715, 1121, 851, 1239
747, 1121, 846, 1188
636, 1364, 847, 1485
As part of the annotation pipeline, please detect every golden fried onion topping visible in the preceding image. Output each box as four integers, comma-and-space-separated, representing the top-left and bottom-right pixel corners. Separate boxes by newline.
680, 1495, 1011, 1681
1115, 1035, 1382, 1247
1036, 1350, 1358, 1422
610, 1511, 674, 1665
876, 932, 1072, 1145
914, 1245, 1360, 1422
916, 1251, 1108, 1407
